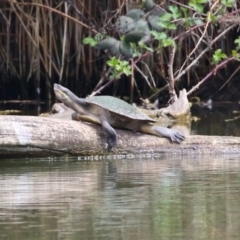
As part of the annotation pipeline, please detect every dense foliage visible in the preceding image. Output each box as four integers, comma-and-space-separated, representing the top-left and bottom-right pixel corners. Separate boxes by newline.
0, 0, 239, 104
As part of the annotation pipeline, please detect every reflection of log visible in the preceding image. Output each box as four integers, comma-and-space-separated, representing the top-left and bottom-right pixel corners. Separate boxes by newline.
1, 115, 240, 157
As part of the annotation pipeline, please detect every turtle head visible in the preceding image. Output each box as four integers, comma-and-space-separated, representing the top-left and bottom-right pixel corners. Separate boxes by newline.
54, 84, 86, 114
54, 84, 77, 106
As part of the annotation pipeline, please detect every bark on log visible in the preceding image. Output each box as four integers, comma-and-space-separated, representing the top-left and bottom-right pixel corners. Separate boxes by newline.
0, 115, 240, 158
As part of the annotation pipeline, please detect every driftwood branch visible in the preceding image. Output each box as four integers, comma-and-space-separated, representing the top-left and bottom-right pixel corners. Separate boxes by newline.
0, 115, 240, 157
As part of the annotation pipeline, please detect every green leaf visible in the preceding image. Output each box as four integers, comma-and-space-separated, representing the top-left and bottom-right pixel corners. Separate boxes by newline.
115, 65, 122, 71
232, 50, 237, 57
234, 37, 240, 50
167, 23, 177, 30
139, 42, 154, 52
119, 60, 129, 67
107, 57, 132, 78
158, 21, 177, 30
234, 38, 240, 44
110, 72, 119, 80
232, 50, 237, 55
162, 38, 176, 48
169, 5, 181, 20
160, 13, 172, 22
221, 0, 236, 7
151, 31, 168, 41
188, 2, 204, 13
196, 0, 208, 3
157, 21, 169, 29
181, 7, 188, 18
232, 50, 240, 61
208, 13, 220, 23
123, 66, 132, 76
212, 49, 227, 64
94, 33, 104, 42
82, 37, 98, 47
132, 51, 141, 58
193, 19, 204, 25
107, 57, 119, 67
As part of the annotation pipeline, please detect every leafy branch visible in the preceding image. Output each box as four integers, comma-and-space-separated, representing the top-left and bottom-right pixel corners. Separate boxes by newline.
83, 0, 240, 101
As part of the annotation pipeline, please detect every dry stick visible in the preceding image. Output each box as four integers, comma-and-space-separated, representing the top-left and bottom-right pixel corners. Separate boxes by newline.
10, 1, 98, 34
215, 65, 240, 93
12, 2, 60, 76
35, 5, 40, 105
129, 52, 155, 95
102, 0, 127, 30
187, 56, 235, 96
18, 7, 23, 78
130, 59, 134, 103
175, 25, 234, 81
91, 67, 113, 95
149, 24, 233, 100
169, 0, 195, 10
0, 9, 11, 74
175, 9, 240, 82
184, 25, 235, 95
149, 22, 235, 100
48, 4, 53, 79
168, 45, 177, 103
59, 1, 69, 83
130, 52, 157, 98
133, 64, 154, 90
175, 7, 240, 39
91, 79, 115, 97
92, 52, 152, 96
148, 84, 169, 101
35, 5, 40, 76
218, 9, 240, 23
0, 45, 19, 78
10, 3, 33, 76
66, 0, 97, 28
140, 61, 156, 88
177, 0, 220, 77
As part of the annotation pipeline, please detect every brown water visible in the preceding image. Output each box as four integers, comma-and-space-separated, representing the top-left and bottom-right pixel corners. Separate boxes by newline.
0, 156, 240, 240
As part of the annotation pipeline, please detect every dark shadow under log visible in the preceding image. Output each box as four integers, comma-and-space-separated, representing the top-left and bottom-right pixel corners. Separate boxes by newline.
0, 115, 240, 158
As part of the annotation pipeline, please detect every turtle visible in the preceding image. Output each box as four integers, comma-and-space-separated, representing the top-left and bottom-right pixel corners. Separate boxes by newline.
54, 84, 185, 149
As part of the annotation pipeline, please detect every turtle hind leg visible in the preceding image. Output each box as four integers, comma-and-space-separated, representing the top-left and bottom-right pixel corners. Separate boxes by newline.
140, 124, 185, 143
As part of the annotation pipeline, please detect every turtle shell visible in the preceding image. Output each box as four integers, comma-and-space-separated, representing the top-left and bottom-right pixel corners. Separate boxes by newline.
86, 96, 155, 122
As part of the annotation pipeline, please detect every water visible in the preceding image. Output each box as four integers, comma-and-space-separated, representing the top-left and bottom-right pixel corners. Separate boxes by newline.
0, 156, 240, 240
0, 101, 48, 116
1, 103, 240, 239
191, 103, 240, 136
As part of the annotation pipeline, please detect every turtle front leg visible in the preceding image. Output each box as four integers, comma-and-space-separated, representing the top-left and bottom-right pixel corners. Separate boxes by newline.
153, 126, 185, 143
72, 111, 117, 149
101, 120, 117, 149
140, 124, 185, 143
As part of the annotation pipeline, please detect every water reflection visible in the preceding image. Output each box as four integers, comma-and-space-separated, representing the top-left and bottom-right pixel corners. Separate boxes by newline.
0, 156, 240, 239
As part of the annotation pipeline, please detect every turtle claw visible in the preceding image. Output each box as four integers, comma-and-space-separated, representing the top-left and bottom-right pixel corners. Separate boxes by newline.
170, 130, 185, 143
106, 136, 117, 150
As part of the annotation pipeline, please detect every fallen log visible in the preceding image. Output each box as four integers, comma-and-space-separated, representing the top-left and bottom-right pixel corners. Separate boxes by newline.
0, 115, 240, 158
